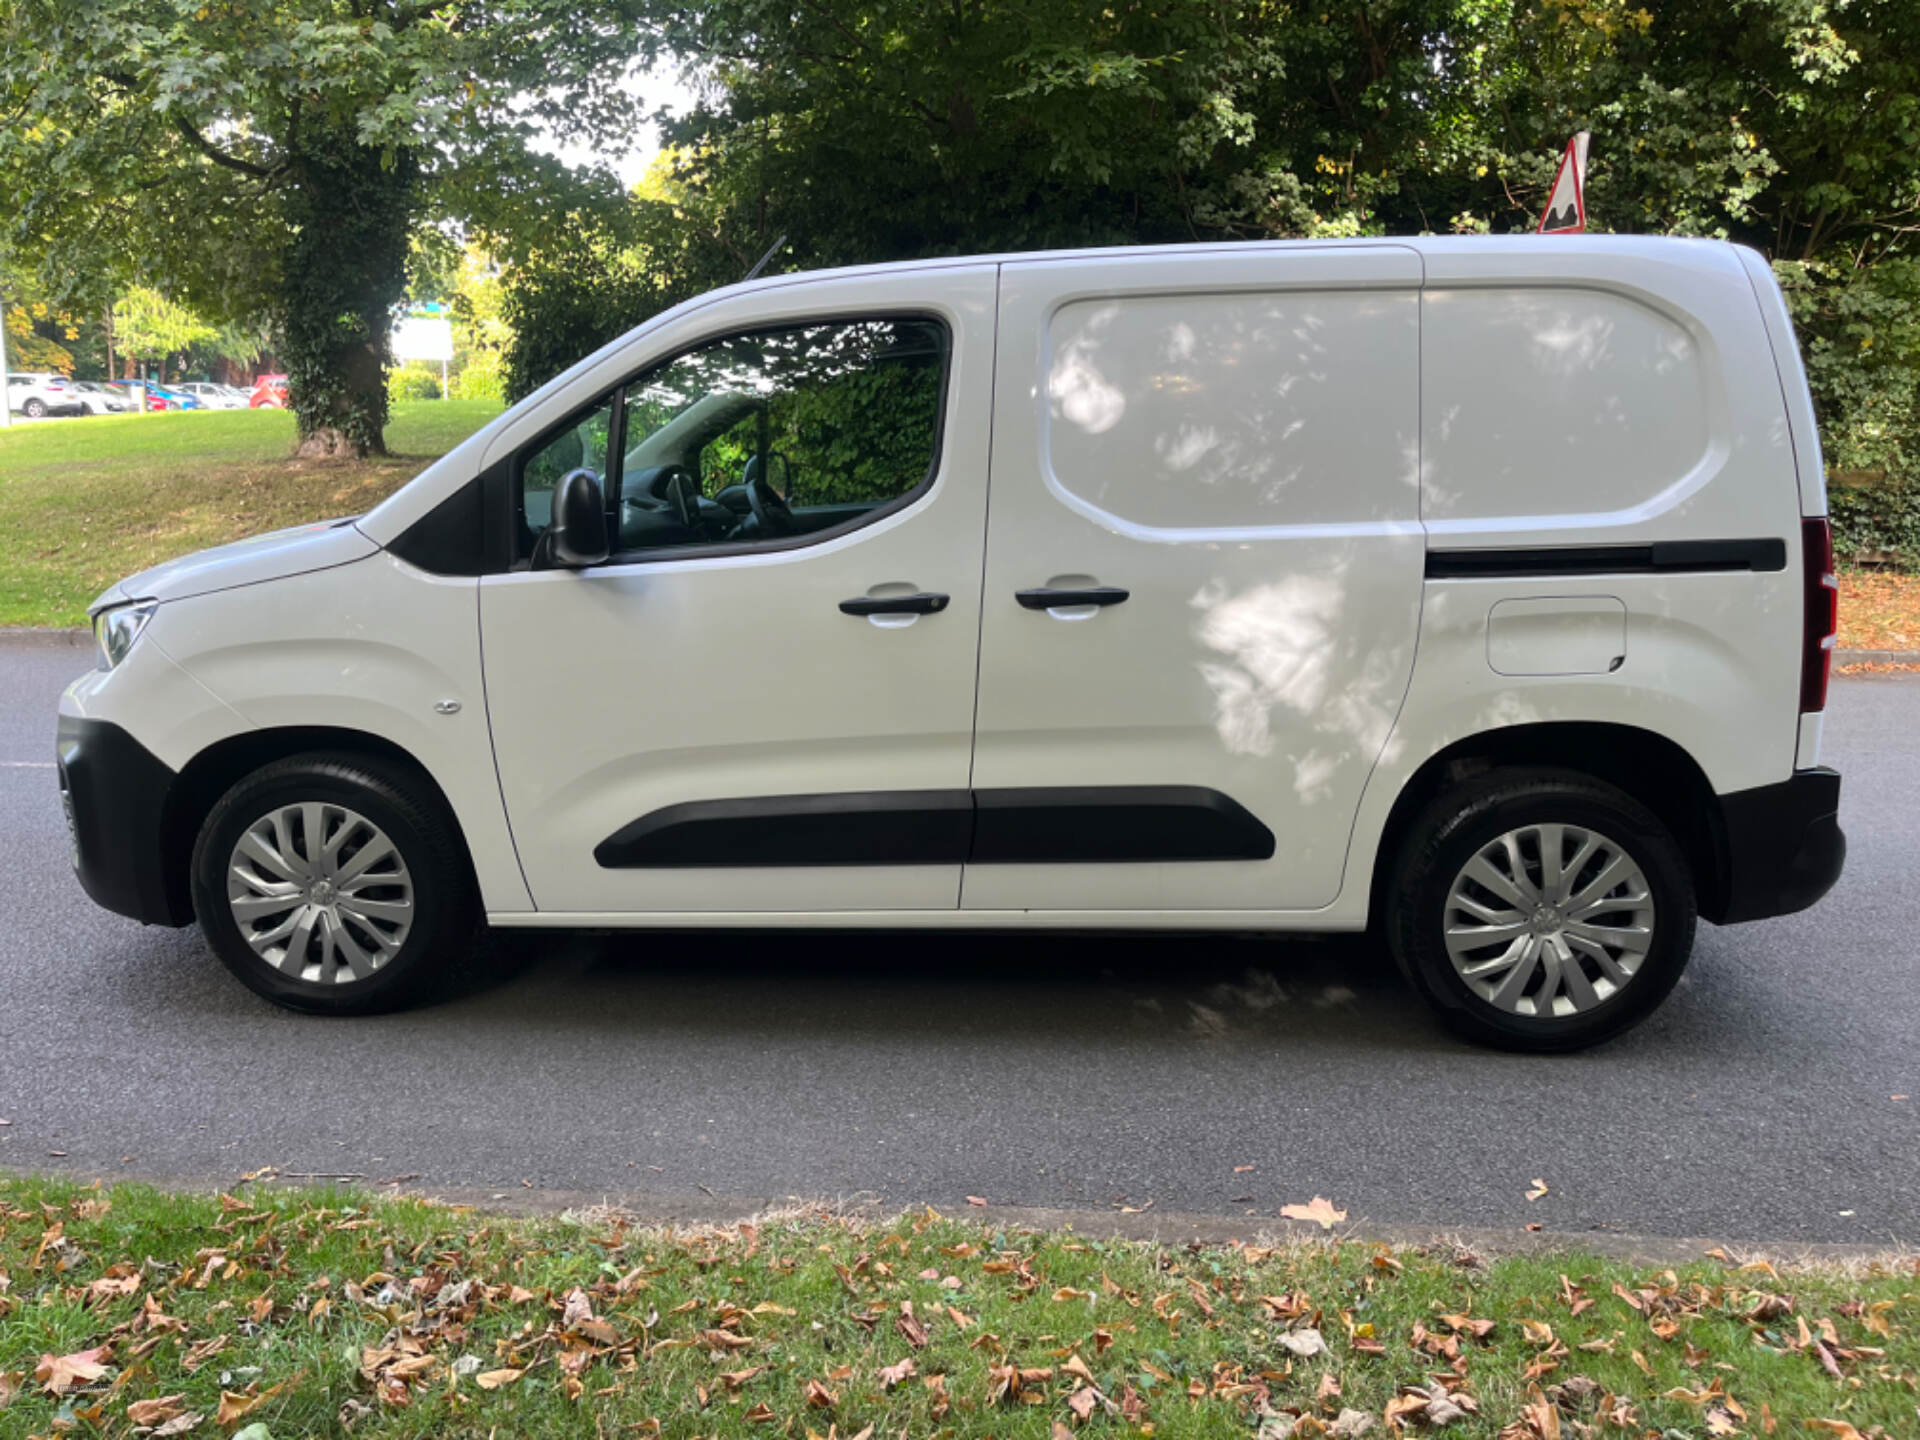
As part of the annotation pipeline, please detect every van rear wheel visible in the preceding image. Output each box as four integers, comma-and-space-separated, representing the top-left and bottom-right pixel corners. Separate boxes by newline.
1386, 768, 1696, 1052
190, 753, 475, 1014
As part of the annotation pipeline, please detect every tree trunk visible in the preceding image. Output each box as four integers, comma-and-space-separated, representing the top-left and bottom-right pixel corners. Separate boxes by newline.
280, 134, 416, 458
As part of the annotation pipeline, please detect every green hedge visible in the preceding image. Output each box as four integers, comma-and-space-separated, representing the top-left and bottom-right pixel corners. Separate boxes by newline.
387, 364, 442, 403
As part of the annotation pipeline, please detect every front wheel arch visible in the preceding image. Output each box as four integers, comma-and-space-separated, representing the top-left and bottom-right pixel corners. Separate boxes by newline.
162, 727, 477, 925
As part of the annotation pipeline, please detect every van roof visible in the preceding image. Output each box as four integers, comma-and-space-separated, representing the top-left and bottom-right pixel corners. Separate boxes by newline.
697, 232, 1749, 305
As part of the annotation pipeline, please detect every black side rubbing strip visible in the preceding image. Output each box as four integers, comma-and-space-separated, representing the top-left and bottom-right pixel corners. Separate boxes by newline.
1426, 537, 1787, 580
971, 786, 1275, 863
594, 790, 974, 868
594, 786, 1276, 868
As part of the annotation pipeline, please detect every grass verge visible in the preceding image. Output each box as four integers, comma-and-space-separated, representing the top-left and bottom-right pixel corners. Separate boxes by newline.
0, 402, 502, 627
0, 1178, 1914, 1439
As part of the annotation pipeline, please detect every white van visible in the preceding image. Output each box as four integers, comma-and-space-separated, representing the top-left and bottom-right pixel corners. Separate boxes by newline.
58, 236, 1844, 1050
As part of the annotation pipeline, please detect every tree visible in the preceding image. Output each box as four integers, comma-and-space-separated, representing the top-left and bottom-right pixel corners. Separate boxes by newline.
113, 289, 217, 376
1, 0, 654, 455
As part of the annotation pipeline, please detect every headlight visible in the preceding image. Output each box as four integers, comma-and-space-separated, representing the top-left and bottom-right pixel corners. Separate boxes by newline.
95, 600, 158, 670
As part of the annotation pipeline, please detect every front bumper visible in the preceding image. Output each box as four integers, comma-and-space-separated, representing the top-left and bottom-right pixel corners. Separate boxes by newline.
56, 712, 192, 926
1709, 766, 1845, 925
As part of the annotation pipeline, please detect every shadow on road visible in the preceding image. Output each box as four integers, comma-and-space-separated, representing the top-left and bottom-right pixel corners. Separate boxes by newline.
417, 922, 1452, 1052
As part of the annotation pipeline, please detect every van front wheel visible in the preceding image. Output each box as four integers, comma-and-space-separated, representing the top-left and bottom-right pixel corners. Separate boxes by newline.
1386, 768, 1696, 1052
190, 754, 475, 1014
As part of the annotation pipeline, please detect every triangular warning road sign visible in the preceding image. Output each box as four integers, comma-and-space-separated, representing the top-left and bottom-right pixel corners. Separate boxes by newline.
1537, 132, 1589, 234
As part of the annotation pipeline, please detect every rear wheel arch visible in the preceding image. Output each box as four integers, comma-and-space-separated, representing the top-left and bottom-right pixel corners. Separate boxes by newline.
1368, 722, 1727, 927
161, 727, 477, 922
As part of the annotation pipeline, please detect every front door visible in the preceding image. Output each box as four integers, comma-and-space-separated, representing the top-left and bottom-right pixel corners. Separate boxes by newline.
963, 246, 1426, 914
480, 267, 996, 914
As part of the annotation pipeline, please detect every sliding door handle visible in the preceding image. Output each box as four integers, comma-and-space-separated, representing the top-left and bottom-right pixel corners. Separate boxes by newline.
1015, 586, 1129, 609
839, 591, 950, 616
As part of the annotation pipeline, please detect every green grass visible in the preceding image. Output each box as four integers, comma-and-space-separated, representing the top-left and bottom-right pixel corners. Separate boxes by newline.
0, 1178, 1914, 1439
0, 400, 503, 627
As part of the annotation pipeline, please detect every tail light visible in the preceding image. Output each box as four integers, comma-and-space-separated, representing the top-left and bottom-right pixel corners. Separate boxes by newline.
1801, 516, 1837, 712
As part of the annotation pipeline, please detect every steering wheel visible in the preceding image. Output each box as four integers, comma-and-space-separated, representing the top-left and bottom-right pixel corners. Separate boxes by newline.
661, 468, 702, 529
746, 470, 794, 536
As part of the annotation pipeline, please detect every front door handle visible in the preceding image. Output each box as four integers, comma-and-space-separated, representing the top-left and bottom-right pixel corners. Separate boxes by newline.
1015, 586, 1129, 609
839, 591, 950, 616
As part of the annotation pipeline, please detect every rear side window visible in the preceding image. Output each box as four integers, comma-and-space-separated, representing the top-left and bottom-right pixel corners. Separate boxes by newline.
1421, 287, 1710, 521
1040, 290, 1419, 532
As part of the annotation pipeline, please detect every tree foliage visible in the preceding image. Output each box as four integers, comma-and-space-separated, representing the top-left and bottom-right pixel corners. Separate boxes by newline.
495, 0, 1920, 562
2, 0, 652, 454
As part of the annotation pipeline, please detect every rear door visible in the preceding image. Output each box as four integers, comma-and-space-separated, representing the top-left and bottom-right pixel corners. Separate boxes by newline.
963, 246, 1425, 913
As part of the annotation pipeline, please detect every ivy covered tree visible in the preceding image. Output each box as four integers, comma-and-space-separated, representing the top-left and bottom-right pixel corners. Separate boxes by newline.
1, 0, 652, 455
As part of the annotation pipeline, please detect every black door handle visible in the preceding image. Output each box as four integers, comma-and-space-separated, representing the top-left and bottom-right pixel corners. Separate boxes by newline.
1015, 586, 1130, 610
839, 591, 950, 616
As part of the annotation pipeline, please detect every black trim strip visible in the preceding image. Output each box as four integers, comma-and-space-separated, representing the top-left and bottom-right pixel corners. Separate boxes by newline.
594, 786, 1276, 868
1426, 537, 1786, 580
971, 786, 1274, 863
594, 790, 973, 868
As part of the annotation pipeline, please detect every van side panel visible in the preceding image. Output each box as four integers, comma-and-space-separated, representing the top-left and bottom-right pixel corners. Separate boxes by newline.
1330, 237, 1809, 928
965, 246, 1426, 912
1736, 245, 1829, 517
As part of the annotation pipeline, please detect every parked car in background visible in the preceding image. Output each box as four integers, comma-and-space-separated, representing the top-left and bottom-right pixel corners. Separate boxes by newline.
250, 374, 290, 408
7, 372, 85, 418
179, 382, 246, 410
101, 381, 169, 413
144, 382, 202, 411
69, 381, 133, 415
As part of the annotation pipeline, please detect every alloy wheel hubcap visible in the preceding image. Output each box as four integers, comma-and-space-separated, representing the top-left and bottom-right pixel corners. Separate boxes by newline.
1442, 822, 1654, 1019
226, 802, 413, 984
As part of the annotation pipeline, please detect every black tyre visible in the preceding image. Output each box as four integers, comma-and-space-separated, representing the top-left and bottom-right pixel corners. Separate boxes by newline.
190, 753, 476, 1014
23, 398, 46, 418
1385, 767, 1696, 1052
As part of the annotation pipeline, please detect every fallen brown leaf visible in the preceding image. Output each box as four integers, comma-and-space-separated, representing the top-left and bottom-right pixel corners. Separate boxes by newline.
34, 1345, 111, 1395
877, 1357, 916, 1390
1279, 1196, 1346, 1230
127, 1394, 188, 1425
474, 1368, 523, 1390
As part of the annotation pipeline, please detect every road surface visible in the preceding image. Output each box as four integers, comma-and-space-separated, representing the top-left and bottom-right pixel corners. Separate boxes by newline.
2, 632, 1913, 1244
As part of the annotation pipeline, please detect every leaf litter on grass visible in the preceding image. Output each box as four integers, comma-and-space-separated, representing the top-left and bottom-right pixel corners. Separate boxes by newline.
0, 1178, 1918, 1438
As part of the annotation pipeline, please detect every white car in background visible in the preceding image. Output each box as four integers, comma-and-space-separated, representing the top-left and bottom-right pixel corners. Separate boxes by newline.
7, 372, 84, 418
178, 382, 247, 410
70, 381, 133, 415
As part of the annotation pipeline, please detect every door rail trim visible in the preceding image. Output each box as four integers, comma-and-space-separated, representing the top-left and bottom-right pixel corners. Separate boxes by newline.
593, 786, 1275, 868
1425, 537, 1787, 579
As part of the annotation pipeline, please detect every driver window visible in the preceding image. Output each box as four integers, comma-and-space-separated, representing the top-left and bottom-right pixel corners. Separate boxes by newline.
612, 316, 947, 555
519, 399, 614, 541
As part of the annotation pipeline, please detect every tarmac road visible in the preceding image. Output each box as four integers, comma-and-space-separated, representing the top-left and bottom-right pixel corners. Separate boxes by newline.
2, 631, 1914, 1245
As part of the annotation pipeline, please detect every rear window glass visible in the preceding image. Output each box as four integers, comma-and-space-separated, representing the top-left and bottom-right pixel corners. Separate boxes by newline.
1421, 287, 1711, 521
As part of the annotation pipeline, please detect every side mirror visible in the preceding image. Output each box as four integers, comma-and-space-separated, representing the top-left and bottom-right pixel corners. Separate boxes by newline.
547, 467, 609, 568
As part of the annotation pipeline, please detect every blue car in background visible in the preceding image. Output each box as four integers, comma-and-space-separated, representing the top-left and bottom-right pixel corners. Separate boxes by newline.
144, 382, 202, 411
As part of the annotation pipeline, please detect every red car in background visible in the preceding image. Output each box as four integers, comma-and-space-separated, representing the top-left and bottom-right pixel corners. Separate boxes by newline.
250, 374, 290, 409
103, 381, 172, 413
